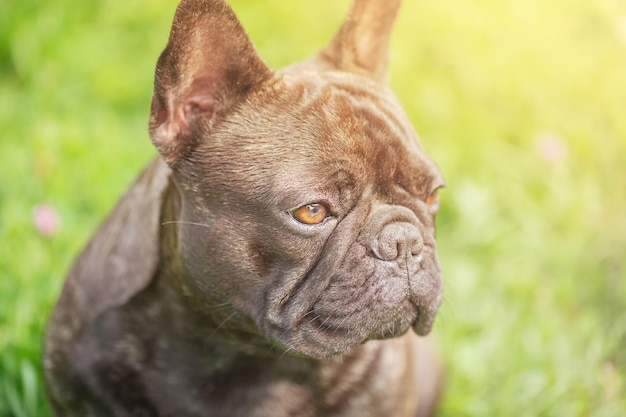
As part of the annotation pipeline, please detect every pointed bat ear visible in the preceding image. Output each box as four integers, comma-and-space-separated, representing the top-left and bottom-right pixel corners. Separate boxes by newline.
311, 0, 401, 83
149, 0, 273, 166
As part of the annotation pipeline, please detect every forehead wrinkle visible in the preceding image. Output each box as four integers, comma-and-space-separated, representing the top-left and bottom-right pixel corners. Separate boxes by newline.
188, 71, 440, 206
314, 87, 438, 199
278, 79, 441, 206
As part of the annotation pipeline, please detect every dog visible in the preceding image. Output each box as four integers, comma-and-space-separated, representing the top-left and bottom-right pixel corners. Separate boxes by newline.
44, 0, 445, 415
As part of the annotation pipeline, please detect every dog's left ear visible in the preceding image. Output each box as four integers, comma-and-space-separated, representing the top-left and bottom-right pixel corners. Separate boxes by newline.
149, 0, 272, 166
311, 0, 401, 83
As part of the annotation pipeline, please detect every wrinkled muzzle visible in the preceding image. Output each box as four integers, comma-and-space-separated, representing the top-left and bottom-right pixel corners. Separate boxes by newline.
263, 204, 442, 358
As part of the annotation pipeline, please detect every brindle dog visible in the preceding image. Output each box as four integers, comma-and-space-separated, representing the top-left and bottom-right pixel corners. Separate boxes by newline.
44, 0, 445, 415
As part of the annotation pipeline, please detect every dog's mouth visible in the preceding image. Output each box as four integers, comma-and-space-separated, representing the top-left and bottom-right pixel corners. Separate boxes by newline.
265, 294, 439, 358
315, 302, 415, 339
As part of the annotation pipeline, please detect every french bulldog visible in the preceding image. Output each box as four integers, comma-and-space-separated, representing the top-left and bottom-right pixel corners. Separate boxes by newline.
44, 0, 445, 416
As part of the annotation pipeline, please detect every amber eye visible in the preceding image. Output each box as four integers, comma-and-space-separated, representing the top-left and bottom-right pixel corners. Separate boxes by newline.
425, 190, 440, 209
291, 204, 329, 225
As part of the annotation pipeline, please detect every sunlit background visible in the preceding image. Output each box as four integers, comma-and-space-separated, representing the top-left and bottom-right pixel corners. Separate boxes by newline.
1, 0, 625, 415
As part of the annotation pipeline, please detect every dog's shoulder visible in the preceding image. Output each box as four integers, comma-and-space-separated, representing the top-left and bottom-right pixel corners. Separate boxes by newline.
45, 299, 162, 416
44, 157, 171, 414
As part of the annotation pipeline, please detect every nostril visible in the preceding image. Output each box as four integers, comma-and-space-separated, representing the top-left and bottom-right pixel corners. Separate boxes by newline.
411, 233, 424, 256
370, 223, 423, 261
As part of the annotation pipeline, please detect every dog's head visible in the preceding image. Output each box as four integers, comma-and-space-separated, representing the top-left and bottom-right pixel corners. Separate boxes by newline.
150, 0, 444, 358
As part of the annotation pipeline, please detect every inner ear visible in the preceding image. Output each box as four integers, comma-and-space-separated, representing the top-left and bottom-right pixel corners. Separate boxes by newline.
183, 79, 218, 124
184, 96, 216, 121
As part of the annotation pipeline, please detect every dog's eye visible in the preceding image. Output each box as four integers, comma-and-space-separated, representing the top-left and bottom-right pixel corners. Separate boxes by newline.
291, 204, 329, 225
425, 190, 441, 211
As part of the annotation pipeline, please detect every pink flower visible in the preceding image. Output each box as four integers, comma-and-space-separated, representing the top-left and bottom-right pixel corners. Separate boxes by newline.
33, 204, 60, 237
535, 133, 568, 163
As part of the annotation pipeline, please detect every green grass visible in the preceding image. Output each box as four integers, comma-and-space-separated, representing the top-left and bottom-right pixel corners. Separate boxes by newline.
1, 0, 625, 415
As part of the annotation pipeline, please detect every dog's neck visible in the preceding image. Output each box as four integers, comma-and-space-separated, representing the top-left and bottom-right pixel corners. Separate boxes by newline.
151, 177, 282, 359
146, 177, 408, 384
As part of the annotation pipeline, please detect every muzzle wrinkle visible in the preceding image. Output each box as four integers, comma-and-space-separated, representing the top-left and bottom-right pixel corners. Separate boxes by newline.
264, 207, 366, 334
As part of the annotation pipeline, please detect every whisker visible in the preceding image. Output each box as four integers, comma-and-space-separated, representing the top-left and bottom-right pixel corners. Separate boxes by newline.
320, 315, 333, 330
280, 347, 293, 358
306, 315, 321, 326
333, 314, 352, 337
161, 220, 212, 229
264, 343, 277, 357
300, 310, 317, 320
206, 302, 234, 310
209, 312, 238, 338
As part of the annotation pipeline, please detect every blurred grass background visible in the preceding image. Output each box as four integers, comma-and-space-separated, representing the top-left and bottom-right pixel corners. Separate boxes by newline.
1, 0, 625, 415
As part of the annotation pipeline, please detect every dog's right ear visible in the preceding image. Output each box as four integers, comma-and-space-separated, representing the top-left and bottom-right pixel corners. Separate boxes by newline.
149, 0, 272, 166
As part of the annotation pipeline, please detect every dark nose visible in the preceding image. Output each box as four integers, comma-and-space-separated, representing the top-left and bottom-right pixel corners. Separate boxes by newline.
370, 221, 424, 261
